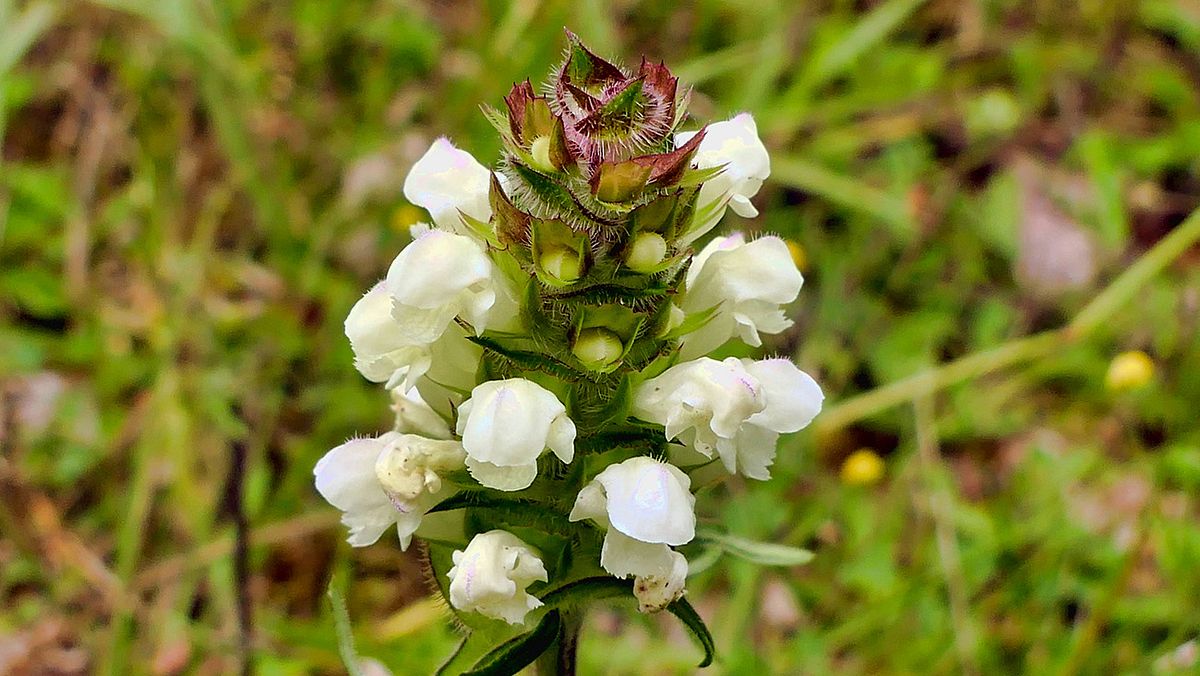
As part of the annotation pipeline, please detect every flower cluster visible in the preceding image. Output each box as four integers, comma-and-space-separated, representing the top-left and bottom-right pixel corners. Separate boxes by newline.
314, 32, 822, 646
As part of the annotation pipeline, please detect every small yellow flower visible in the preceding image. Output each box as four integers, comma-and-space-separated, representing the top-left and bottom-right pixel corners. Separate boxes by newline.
1105, 350, 1155, 393
786, 239, 807, 272
840, 448, 885, 486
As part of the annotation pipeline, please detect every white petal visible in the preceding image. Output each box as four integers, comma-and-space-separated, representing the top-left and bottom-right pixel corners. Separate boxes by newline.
403, 138, 492, 234
314, 436, 398, 547
730, 424, 780, 480
465, 457, 538, 492
568, 482, 609, 526
385, 230, 495, 342
633, 357, 765, 443
675, 113, 770, 244
546, 415, 577, 464
728, 193, 759, 218
343, 505, 398, 547
593, 457, 695, 546
390, 388, 452, 439
457, 379, 570, 469
600, 529, 677, 578
743, 358, 824, 433
677, 234, 802, 356
345, 283, 404, 358
314, 436, 393, 514
374, 434, 466, 500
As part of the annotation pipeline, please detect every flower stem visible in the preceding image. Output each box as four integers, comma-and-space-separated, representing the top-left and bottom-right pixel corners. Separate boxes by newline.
536, 609, 581, 676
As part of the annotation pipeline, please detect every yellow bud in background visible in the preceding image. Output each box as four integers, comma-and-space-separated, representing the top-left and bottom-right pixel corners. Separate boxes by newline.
625, 232, 668, 273
786, 239, 807, 272
840, 448, 885, 486
1106, 350, 1155, 393
572, 328, 624, 370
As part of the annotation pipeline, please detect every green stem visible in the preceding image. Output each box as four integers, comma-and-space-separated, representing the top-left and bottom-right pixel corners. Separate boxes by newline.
817, 207, 1200, 432
536, 609, 581, 676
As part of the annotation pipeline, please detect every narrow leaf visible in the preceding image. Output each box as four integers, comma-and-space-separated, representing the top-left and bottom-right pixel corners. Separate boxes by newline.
667, 597, 716, 668
539, 576, 633, 608
697, 527, 814, 567
464, 610, 562, 676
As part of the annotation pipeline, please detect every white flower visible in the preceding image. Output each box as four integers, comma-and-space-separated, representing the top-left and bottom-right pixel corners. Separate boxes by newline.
631, 357, 823, 479
403, 138, 492, 235
568, 457, 695, 586
678, 233, 803, 359
448, 530, 548, 625
345, 282, 432, 390
677, 113, 770, 244
633, 549, 688, 613
385, 229, 499, 343
314, 432, 464, 549
390, 388, 453, 439
456, 379, 576, 491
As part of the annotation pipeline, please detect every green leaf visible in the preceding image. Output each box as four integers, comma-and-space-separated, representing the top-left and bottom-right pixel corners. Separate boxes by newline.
676, 163, 726, 189
667, 597, 716, 668
660, 302, 721, 341
696, 527, 815, 567
539, 576, 633, 608
467, 334, 580, 380
430, 492, 576, 536
463, 610, 562, 676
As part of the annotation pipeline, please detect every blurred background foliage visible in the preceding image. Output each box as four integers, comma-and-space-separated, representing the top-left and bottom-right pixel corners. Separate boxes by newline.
2, 0, 1200, 674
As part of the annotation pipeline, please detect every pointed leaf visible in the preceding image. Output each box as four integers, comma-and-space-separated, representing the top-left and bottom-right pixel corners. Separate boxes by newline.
696, 527, 815, 567
489, 173, 531, 248
539, 576, 634, 608
563, 29, 626, 86
660, 303, 721, 341
462, 610, 561, 676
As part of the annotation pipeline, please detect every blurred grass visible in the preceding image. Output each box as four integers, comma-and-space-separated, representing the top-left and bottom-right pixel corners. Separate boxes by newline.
2, 0, 1200, 674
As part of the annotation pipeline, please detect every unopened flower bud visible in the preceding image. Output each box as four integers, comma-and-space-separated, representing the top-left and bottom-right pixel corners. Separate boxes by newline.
625, 232, 668, 273
572, 328, 624, 369
539, 247, 583, 284
1106, 350, 1155, 393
